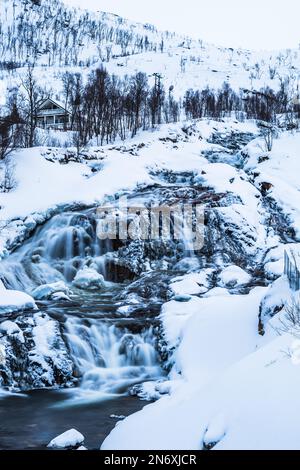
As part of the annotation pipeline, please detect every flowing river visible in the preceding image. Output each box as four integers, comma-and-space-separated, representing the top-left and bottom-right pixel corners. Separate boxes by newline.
0, 181, 199, 449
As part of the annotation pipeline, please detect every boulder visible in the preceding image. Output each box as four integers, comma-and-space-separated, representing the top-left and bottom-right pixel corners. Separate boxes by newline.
47, 429, 84, 449
72, 267, 105, 291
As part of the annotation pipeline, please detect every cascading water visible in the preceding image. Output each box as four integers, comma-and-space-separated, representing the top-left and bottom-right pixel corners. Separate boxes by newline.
0, 211, 112, 291
64, 318, 161, 401
0, 182, 204, 401
0, 209, 165, 401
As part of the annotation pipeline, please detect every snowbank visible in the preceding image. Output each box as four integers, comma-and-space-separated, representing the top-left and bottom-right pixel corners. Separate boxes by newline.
102, 271, 300, 450
31, 281, 71, 301
246, 132, 300, 240
102, 331, 300, 450
0, 320, 24, 343
164, 288, 266, 385
218, 265, 252, 288
0, 289, 37, 315
170, 270, 213, 296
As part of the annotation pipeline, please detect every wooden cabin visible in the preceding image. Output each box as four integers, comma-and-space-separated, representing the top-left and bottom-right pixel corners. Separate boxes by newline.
36, 98, 71, 130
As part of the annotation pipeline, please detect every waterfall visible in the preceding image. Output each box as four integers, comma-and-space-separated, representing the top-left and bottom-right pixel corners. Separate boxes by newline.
182, 219, 196, 257
64, 318, 161, 396
0, 208, 166, 401
0, 211, 112, 291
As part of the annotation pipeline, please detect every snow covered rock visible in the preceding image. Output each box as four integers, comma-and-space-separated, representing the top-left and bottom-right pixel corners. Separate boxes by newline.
204, 287, 230, 297
116, 305, 135, 315
72, 268, 105, 291
263, 244, 300, 280
218, 265, 251, 288
0, 311, 73, 390
170, 271, 212, 296
203, 413, 227, 450
130, 381, 162, 401
0, 320, 24, 343
259, 275, 292, 329
51, 291, 71, 301
206, 201, 268, 264
173, 295, 192, 302
47, 429, 84, 449
31, 281, 71, 301
0, 289, 37, 315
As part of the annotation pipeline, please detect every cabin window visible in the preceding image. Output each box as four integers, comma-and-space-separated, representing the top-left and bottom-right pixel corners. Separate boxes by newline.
55, 115, 66, 124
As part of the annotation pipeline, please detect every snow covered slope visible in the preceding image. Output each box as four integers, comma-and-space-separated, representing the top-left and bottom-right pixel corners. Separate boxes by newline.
102, 273, 300, 450
1, 0, 300, 102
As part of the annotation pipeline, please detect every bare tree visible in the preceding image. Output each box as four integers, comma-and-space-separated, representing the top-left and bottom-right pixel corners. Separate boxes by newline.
260, 124, 278, 152
0, 119, 17, 161
0, 157, 17, 193
21, 65, 46, 147
276, 296, 300, 338
62, 71, 74, 131
72, 130, 87, 160
0, 103, 22, 161
263, 128, 274, 152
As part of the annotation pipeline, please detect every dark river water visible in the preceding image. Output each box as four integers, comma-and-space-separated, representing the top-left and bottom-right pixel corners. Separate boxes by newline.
0, 390, 145, 450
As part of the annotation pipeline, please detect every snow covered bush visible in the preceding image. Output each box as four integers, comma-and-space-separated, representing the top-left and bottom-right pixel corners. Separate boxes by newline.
0, 157, 17, 193
277, 296, 300, 338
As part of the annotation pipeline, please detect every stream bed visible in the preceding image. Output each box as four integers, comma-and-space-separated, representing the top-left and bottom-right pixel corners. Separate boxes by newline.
0, 287, 164, 450
0, 390, 145, 450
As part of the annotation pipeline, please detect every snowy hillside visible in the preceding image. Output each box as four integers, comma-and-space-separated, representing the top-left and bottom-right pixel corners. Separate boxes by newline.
1, 0, 300, 102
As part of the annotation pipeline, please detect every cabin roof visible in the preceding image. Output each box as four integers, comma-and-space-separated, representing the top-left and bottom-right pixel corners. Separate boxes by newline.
37, 98, 71, 114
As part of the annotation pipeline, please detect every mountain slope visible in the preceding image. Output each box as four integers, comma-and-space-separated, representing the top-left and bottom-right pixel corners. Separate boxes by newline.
1, 0, 300, 101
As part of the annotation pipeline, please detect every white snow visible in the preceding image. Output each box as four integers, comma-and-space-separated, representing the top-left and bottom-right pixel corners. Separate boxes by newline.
170, 270, 213, 296
31, 281, 71, 300
101, 262, 300, 451
102, 277, 300, 450
0, 320, 24, 343
0, 289, 37, 315
103, 330, 300, 450
102, 286, 269, 449
0, 119, 263, 262
47, 429, 84, 449
246, 132, 300, 240
203, 287, 230, 297
218, 265, 252, 288
170, 288, 267, 385
72, 267, 105, 290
